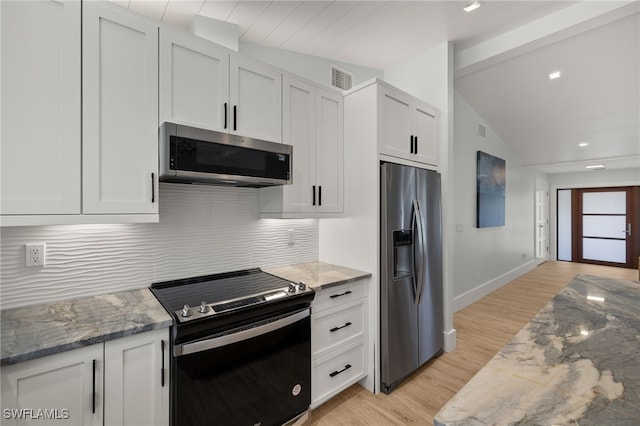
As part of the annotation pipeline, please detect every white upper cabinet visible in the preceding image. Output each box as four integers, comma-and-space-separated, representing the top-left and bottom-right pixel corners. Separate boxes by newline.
229, 55, 283, 143
0, 0, 81, 216
315, 88, 344, 213
1, 1, 159, 226
159, 27, 230, 132
82, 2, 159, 215
159, 30, 282, 143
379, 84, 438, 166
260, 75, 343, 217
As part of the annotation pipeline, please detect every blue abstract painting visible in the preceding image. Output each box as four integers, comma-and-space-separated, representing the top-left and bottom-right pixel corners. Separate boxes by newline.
477, 151, 505, 228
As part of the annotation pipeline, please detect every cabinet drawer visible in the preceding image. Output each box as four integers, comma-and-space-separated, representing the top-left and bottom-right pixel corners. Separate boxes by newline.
313, 280, 365, 312
312, 300, 365, 356
312, 340, 365, 408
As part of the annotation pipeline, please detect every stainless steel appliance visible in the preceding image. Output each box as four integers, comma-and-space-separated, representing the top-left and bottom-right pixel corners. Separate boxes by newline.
380, 162, 443, 393
150, 269, 314, 426
159, 122, 293, 187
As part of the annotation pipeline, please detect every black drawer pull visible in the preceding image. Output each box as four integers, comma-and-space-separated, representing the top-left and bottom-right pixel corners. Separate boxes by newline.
329, 290, 352, 299
330, 364, 352, 378
330, 322, 352, 333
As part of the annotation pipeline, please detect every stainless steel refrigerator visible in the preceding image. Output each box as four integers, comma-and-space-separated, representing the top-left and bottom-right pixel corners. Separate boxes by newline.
380, 162, 444, 393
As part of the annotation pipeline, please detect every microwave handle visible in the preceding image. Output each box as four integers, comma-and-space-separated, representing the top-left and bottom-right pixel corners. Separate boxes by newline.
175, 308, 310, 356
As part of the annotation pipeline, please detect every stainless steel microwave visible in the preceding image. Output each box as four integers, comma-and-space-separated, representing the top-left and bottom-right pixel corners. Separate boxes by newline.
159, 122, 292, 187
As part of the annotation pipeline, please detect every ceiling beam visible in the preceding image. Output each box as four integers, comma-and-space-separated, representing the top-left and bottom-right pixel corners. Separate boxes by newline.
455, 1, 639, 79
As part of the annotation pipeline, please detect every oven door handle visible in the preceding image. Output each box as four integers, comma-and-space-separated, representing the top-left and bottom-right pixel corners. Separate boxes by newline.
175, 308, 310, 356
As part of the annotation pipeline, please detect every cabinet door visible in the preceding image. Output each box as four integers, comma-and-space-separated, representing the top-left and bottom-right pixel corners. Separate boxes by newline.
281, 76, 316, 213
230, 55, 282, 143
82, 2, 158, 214
159, 28, 230, 131
0, 344, 103, 426
379, 86, 412, 160
412, 104, 438, 166
315, 88, 344, 213
104, 329, 169, 426
0, 0, 81, 215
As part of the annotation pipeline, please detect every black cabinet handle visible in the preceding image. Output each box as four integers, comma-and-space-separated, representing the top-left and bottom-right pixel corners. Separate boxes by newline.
312, 185, 316, 206
329, 290, 352, 299
151, 172, 155, 203
415, 136, 418, 154
224, 103, 228, 129
330, 322, 352, 333
410, 135, 414, 154
318, 186, 322, 206
161, 340, 165, 387
233, 105, 237, 131
329, 364, 352, 378
92, 359, 96, 414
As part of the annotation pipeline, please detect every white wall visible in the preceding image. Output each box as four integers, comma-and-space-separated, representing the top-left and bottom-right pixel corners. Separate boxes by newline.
0, 185, 318, 310
452, 91, 542, 311
239, 41, 383, 88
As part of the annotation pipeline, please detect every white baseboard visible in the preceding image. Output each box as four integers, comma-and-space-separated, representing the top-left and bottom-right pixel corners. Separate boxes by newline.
453, 260, 538, 312
443, 328, 457, 352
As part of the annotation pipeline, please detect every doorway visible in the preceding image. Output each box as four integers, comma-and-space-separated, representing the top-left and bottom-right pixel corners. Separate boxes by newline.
557, 186, 639, 269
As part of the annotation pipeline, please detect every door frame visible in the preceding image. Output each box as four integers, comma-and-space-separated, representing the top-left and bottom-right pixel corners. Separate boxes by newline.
535, 179, 550, 261
571, 186, 639, 269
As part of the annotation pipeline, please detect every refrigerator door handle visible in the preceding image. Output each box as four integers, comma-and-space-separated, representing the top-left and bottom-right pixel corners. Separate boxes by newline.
413, 199, 426, 305
411, 201, 419, 302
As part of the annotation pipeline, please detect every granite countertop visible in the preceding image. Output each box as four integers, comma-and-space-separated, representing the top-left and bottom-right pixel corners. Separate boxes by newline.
264, 261, 371, 291
1, 289, 172, 366
435, 274, 640, 425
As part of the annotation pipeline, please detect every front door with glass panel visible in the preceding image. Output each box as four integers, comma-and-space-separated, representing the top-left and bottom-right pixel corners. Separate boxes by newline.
576, 187, 636, 268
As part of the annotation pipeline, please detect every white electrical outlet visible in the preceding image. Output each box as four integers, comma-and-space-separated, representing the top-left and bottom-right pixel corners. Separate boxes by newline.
25, 243, 46, 267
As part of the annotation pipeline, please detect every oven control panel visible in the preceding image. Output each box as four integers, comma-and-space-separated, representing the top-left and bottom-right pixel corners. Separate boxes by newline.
174, 283, 313, 323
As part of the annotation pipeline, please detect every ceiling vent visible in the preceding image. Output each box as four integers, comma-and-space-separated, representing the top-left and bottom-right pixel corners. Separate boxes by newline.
478, 122, 487, 139
330, 64, 353, 91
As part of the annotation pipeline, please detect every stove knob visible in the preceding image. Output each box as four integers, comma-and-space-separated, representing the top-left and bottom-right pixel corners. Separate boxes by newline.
288, 283, 297, 293
181, 304, 192, 317
298, 281, 307, 291
199, 301, 210, 314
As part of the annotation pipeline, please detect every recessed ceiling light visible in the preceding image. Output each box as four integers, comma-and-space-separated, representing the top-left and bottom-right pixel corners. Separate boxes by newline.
578, 142, 589, 147
549, 71, 561, 80
585, 164, 605, 170
464, 1, 481, 13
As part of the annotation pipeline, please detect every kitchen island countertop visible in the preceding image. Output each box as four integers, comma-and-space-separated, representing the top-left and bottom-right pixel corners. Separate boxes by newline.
435, 274, 640, 425
265, 261, 371, 291
1, 288, 172, 366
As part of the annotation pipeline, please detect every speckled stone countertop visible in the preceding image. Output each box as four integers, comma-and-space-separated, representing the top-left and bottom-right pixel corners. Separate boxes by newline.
435, 274, 640, 426
264, 261, 371, 291
1, 289, 172, 366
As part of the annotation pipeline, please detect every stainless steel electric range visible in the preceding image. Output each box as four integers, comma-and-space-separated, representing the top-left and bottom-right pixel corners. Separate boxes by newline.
150, 268, 315, 426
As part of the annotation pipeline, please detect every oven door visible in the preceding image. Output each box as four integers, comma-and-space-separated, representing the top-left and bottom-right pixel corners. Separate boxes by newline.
173, 308, 311, 426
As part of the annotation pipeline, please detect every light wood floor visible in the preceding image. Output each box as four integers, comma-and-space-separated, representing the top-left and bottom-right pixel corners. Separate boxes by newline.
306, 261, 639, 425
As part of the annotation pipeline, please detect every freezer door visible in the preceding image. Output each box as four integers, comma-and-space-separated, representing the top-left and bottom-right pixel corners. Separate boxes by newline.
416, 168, 444, 365
380, 163, 419, 392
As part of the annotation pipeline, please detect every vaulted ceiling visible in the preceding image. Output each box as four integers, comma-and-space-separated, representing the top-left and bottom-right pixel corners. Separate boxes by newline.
116, 0, 640, 174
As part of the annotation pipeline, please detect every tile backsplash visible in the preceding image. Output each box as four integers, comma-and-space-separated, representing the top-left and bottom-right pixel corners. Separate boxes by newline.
0, 184, 318, 309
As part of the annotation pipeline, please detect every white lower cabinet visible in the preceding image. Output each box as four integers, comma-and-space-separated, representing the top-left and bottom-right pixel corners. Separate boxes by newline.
0, 343, 103, 426
311, 280, 368, 408
103, 329, 169, 426
0, 329, 169, 426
